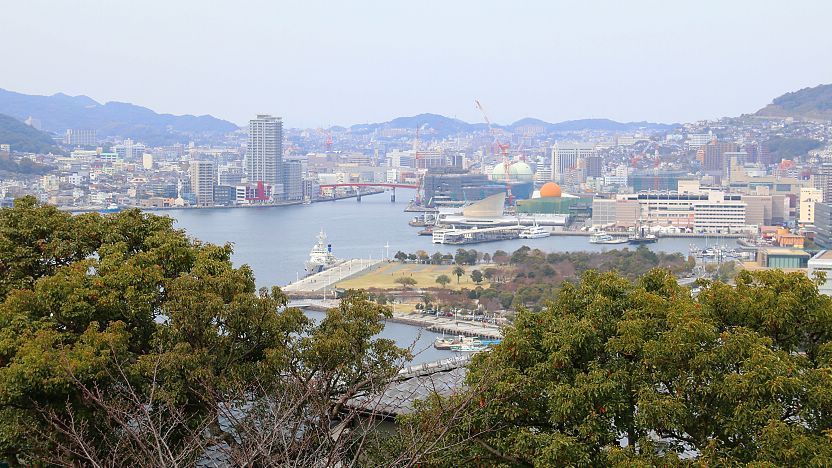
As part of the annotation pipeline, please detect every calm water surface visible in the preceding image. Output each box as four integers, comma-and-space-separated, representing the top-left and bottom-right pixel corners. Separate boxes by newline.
163, 189, 732, 364
166, 188, 722, 287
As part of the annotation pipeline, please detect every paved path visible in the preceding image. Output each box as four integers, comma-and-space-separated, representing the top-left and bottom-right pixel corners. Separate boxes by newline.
283, 259, 383, 295
388, 313, 503, 339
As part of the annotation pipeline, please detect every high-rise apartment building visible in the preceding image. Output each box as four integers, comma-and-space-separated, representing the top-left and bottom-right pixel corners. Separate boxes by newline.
702, 140, 739, 173
64, 129, 97, 147
247, 114, 283, 197
583, 155, 603, 178
799, 187, 823, 225
282, 160, 304, 201
190, 160, 216, 206
812, 163, 832, 204
551, 143, 595, 183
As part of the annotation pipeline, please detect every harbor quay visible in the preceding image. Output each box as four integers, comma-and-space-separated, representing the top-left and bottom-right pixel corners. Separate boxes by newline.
386, 313, 502, 339
283, 258, 383, 296
290, 299, 502, 340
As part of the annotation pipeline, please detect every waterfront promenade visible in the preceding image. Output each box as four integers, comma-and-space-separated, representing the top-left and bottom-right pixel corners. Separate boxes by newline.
388, 313, 503, 339
283, 258, 384, 296
290, 299, 502, 339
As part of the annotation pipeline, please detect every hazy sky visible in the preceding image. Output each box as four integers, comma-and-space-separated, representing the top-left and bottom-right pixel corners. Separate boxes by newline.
2, 0, 831, 128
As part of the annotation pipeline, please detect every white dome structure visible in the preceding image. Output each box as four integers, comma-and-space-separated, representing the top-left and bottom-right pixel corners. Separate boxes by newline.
508, 162, 534, 182
491, 161, 534, 183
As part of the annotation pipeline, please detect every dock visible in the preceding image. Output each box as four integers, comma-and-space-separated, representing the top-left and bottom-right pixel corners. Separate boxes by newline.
283, 258, 383, 297
432, 225, 525, 245
387, 313, 503, 339
289, 300, 503, 339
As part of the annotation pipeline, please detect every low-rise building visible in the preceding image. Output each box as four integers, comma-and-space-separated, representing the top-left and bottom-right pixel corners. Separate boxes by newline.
757, 247, 810, 269
808, 250, 832, 296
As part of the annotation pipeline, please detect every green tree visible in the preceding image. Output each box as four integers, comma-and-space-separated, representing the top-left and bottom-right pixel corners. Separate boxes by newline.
422, 293, 435, 312
435, 274, 451, 288
470, 269, 483, 284
411, 268, 832, 466
393, 250, 408, 262
492, 250, 509, 265
452, 266, 465, 284
0, 198, 409, 465
394, 276, 417, 288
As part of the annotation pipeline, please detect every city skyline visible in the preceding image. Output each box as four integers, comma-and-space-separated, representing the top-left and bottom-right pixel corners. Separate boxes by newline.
2, 0, 831, 127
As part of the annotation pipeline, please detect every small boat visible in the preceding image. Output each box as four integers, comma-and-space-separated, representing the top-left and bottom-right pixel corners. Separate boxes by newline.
418, 227, 434, 236
453, 344, 488, 352
627, 223, 658, 244
519, 222, 550, 239
408, 216, 426, 227
435, 335, 490, 352
433, 337, 455, 350
100, 203, 121, 214
589, 232, 628, 244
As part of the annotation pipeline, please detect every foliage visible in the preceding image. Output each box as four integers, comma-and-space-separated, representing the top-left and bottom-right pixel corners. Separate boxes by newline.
435, 274, 451, 288
394, 276, 418, 288
470, 270, 483, 284
765, 136, 823, 161
414, 268, 832, 465
0, 197, 408, 465
758, 83, 832, 120
452, 266, 465, 284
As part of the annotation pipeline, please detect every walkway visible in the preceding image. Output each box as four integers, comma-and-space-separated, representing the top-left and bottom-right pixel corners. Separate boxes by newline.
388, 313, 503, 339
283, 258, 383, 296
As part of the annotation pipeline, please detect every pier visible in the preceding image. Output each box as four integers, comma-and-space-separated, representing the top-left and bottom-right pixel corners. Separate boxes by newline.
290, 299, 504, 339
387, 313, 503, 339
283, 258, 384, 297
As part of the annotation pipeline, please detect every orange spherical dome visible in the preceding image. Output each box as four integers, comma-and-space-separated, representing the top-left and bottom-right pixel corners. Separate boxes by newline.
540, 182, 562, 198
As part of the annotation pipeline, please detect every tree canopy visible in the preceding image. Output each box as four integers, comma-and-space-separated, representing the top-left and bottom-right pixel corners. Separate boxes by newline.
0, 197, 407, 466
408, 268, 832, 466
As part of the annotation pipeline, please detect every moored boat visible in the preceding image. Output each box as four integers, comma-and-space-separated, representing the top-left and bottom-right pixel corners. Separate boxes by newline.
304, 229, 342, 275
589, 232, 628, 244
519, 222, 550, 239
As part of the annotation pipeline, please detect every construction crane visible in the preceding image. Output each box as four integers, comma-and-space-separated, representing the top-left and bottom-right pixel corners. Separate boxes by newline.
475, 100, 510, 157
315, 128, 333, 152
474, 100, 514, 205
412, 123, 428, 204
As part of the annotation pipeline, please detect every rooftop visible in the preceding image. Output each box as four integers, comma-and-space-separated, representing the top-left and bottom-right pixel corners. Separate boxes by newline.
347, 355, 471, 418
810, 250, 832, 262
762, 247, 810, 257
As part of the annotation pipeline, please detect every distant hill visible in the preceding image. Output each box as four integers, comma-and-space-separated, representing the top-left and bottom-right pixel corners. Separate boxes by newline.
756, 84, 832, 120
510, 118, 677, 133
0, 113, 61, 154
349, 113, 487, 135
347, 113, 675, 136
0, 88, 239, 145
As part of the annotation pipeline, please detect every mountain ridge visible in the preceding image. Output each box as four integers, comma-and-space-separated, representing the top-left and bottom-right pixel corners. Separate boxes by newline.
0, 113, 62, 154
345, 113, 677, 136
0, 88, 239, 145
755, 84, 832, 120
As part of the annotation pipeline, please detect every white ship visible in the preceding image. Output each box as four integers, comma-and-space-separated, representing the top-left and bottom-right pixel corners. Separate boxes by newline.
589, 231, 628, 245
304, 229, 341, 275
519, 222, 550, 239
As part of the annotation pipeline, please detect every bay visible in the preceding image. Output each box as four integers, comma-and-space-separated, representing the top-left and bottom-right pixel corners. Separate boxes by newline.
162, 188, 728, 364
166, 188, 719, 288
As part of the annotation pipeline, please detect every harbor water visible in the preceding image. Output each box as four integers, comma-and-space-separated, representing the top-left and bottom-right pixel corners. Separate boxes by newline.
167, 188, 723, 288
165, 188, 731, 364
